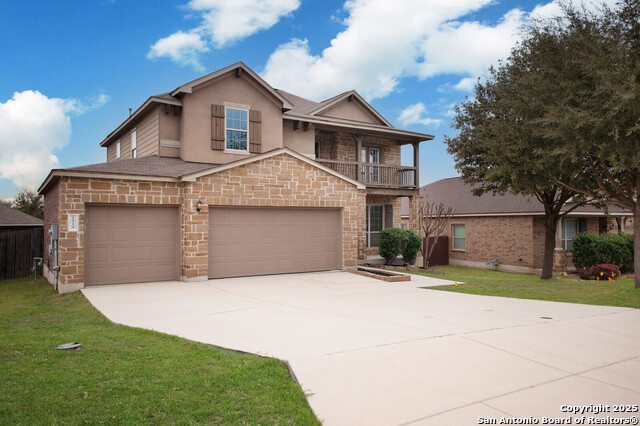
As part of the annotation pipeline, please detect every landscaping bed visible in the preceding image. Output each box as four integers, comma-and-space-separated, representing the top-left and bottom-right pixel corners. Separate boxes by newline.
411, 266, 640, 309
0, 277, 319, 424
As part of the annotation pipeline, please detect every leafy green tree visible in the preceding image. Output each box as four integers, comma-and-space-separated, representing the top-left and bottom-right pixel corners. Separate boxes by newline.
13, 189, 43, 219
445, 24, 589, 279
513, 0, 640, 288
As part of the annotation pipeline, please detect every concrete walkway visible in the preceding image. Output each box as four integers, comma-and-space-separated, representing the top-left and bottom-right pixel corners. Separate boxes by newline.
82, 272, 640, 425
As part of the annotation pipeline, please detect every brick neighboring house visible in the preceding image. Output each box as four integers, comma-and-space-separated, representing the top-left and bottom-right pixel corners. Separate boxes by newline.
39, 62, 432, 293
400, 177, 633, 274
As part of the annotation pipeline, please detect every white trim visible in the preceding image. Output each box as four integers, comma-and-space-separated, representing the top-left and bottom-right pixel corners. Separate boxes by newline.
180, 147, 366, 189
224, 106, 249, 152
131, 129, 137, 158
0, 223, 43, 227
223, 101, 250, 110
160, 139, 180, 148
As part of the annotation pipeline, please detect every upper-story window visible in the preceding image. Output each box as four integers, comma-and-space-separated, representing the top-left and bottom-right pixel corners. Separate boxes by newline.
116, 141, 121, 159
225, 107, 248, 151
131, 129, 137, 158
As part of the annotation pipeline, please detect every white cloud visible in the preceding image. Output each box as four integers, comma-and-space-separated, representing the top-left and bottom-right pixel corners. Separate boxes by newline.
148, 0, 300, 69
262, 0, 609, 102
398, 103, 443, 127
454, 77, 477, 92
147, 31, 209, 72
0, 90, 108, 189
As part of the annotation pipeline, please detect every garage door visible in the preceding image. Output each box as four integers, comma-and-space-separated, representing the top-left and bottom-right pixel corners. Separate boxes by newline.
209, 207, 342, 279
85, 205, 179, 286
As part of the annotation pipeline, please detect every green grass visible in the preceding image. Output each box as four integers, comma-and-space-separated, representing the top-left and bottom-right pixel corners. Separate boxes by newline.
413, 266, 640, 309
0, 277, 319, 425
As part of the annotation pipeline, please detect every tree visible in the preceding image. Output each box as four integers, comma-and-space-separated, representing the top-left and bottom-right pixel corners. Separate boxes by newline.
419, 201, 455, 269
445, 23, 590, 279
0, 199, 12, 208
512, 0, 640, 288
13, 189, 43, 219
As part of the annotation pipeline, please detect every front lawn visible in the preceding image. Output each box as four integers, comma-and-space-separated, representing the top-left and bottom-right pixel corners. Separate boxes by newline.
413, 266, 639, 309
0, 277, 319, 424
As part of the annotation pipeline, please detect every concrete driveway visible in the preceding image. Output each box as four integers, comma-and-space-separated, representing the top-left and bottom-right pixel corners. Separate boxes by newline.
82, 271, 640, 425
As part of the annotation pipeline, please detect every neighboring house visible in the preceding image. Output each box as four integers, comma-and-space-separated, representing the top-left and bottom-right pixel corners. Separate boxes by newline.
401, 177, 633, 274
39, 62, 432, 293
0, 204, 43, 232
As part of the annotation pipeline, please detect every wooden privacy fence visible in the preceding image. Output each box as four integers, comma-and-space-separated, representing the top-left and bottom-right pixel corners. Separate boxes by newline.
0, 228, 43, 280
423, 236, 449, 267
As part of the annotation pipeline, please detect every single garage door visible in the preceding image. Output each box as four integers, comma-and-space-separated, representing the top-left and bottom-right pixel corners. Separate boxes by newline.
209, 207, 342, 279
85, 205, 179, 286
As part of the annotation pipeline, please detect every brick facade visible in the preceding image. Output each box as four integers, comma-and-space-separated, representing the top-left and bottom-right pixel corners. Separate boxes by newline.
43, 152, 366, 292
445, 215, 619, 274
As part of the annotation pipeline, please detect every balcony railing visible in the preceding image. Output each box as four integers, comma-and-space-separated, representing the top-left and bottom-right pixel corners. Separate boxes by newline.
316, 159, 417, 188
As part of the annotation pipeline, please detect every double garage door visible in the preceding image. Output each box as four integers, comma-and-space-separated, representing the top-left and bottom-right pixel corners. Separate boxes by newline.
85, 205, 342, 285
209, 207, 342, 279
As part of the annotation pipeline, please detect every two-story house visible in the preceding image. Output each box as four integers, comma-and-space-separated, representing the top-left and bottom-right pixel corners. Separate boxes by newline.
39, 62, 433, 293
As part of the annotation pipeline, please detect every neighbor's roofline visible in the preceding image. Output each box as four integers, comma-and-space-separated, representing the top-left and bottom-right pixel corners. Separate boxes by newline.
99, 96, 182, 147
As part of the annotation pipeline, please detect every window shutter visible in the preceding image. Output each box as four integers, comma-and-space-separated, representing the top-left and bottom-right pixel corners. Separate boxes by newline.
385, 204, 393, 229
579, 218, 587, 233
249, 109, 262, 154
211, 105, 225, 150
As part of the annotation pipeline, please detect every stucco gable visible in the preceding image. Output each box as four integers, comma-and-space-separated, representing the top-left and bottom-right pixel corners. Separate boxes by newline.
317, 97, 387, 125
181, 148, 365, 189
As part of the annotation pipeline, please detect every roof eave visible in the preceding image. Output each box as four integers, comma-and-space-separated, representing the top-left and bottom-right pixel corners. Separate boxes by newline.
283, 115, 434, 141
99, 96, 182, 147
170, 62, 294, 109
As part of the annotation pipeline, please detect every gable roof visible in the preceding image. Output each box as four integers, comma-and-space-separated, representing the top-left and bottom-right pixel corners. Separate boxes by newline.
170, 62, 293, 109
277, 89, 390, 126
412, 177, 631, 217
181, 147, 365, 189
0, 204, 43, 227
39, 148, 365, 194
276, 89, 434, 142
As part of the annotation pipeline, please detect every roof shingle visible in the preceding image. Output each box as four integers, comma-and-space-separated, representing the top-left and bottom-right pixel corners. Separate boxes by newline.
67, 156, 217, 178
0, 204, 43, 227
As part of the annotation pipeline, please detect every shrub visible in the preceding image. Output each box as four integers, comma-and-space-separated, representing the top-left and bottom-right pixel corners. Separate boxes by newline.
401, 231, 422, 266
378, 228, 406, 265
577, 263, 621, 281
572, 233, 634, 272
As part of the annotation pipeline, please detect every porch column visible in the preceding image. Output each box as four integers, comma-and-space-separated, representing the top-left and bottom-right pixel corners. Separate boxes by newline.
354, 134, 362, 181
412, 142, 420, 187
555, 219, 563, 249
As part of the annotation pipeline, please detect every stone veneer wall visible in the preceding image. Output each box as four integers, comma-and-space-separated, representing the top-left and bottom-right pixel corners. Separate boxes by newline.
52, 177, 184, 290
181, 154, 366, 279
48, 153, 366, 291
316, 131, 401, 166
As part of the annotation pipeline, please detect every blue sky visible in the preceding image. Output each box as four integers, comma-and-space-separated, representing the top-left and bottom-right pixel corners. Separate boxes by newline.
0, 0, 604, 199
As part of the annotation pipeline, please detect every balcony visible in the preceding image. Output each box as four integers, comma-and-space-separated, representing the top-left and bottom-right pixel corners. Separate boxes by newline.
316, 159, 417, 189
